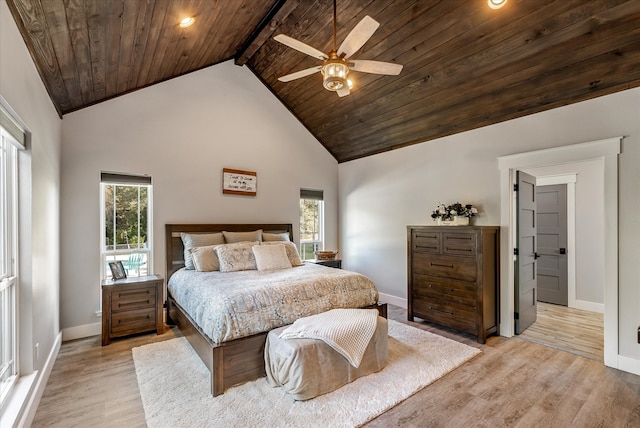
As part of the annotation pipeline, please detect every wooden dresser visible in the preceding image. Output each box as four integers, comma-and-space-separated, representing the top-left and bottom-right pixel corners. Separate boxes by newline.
407, 225, 499, 343
101, 275, 164, 345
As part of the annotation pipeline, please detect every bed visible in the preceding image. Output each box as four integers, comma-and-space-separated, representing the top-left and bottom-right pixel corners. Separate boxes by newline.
165, 223, 386, 396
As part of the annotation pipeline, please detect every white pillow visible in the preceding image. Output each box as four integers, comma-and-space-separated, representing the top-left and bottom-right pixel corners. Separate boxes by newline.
262, 232, 291, 242
181, 232, 224, 269
260, 241, 304, 266
189, 245, 220, 272
215, 241, 259, 272
222, 229, 262, 243
252, 244, 292, 271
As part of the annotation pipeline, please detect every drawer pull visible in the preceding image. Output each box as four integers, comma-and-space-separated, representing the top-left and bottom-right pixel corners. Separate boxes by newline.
417, 245, 437, 250
428, 305, 455, 316
430, 262, 454, 268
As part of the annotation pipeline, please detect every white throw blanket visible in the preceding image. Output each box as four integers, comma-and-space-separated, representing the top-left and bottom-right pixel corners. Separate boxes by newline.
278, 308, 379, 367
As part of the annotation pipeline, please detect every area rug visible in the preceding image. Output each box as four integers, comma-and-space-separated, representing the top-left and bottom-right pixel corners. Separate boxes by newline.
133, 320, 480, 428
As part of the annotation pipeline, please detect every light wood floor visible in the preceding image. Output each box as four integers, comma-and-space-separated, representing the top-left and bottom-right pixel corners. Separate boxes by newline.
33, 305, 640, 428
518, 302, 604, 362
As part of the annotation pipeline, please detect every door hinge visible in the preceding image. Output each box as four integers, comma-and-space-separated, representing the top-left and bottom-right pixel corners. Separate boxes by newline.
513, 248, 519, 256
514, 312, 520, 320
513, 183, 519, 191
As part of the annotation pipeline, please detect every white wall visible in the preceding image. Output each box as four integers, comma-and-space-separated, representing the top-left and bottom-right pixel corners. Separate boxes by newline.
60, 60, 338, 335
338, 87, 640, 359
525, 160, 604, 307
0, 0, 62, 425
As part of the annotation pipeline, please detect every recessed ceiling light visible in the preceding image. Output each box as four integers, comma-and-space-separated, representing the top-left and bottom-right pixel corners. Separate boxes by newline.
179, 17, 195, 28
488, 0, 507, 9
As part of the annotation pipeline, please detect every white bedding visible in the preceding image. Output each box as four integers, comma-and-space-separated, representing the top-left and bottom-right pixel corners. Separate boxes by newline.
168, 263, 379, 345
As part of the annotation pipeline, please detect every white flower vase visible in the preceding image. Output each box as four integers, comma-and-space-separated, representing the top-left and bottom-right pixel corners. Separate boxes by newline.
435, 216, 470, 226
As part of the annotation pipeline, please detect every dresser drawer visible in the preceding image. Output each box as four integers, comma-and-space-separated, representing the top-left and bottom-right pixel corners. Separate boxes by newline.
412, 231, 441, 253
110, 307, 156, 336
412, 300, 476, 335
112, 285, 156, 311
412, 274, 477, 307
442, 232, 476, 256
413, 253, 477, 282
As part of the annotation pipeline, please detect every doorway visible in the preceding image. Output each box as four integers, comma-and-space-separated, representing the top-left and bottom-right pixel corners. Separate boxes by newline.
515, 171, 604, 360
498, 137, 620, 369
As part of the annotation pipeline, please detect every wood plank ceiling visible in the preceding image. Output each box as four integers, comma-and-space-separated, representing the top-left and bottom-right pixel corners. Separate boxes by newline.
6, 0, 640, 163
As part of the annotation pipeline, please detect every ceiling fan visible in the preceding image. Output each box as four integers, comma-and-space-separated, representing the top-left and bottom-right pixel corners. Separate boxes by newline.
274, 0, 403, 97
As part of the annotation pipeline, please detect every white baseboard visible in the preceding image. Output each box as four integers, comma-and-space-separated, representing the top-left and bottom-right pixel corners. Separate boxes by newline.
571, 300, 604, 314
378, 293, 406, 309
62, 322, 101, 341
1, 332, 61, 428
19, 332, 61, 428
615, 354, 640, 376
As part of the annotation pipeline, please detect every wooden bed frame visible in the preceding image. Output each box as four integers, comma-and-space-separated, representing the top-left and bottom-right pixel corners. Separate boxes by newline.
165, 223, 387, 397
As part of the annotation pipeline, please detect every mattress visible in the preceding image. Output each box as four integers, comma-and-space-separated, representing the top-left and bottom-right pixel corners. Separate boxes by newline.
168, 263, 379, 345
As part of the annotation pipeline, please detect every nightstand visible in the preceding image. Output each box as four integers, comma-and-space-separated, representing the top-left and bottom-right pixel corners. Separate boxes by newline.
307, 259, 342, 269
101, 274, 164, 345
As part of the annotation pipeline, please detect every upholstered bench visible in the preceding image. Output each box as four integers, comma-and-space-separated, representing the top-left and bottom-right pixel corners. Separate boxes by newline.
264, 314, 388, 401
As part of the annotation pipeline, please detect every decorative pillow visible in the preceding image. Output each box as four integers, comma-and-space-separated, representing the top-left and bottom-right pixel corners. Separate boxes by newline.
252, 244, 292, 271
261, 241, 303, 266
189, 245, 220, 272
215, 241, 260, 272
222, 229, 263, 243
181, 232, 224, 270
262, 232, 291, 242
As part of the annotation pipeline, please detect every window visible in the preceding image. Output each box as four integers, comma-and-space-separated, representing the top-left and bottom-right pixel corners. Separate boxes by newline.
0, 110, 21, 408
299, 189, 324, 260
100, 173, 152, 280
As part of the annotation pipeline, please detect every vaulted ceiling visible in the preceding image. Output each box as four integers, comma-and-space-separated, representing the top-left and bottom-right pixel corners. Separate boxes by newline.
6, 0, 640, 162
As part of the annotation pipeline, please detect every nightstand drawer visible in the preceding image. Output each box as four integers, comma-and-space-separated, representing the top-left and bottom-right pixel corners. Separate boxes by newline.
413, 253, 477, 282
112, 285, 156, 311
110, 307, 157, 336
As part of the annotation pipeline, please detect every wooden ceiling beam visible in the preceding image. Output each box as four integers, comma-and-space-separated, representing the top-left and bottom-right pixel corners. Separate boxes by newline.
235, 0, 297, 66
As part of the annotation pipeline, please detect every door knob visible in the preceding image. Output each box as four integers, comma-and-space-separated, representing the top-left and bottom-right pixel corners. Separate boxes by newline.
559, 248, 566, 254
534, 252, 540, 259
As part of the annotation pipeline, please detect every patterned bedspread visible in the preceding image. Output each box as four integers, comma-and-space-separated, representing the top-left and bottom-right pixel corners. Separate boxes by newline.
168, 263, 379, 344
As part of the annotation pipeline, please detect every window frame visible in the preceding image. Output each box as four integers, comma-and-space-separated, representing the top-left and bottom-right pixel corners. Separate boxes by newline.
99, 174, 153, 280
299, 189, 324, 261
0, 128, 19, 409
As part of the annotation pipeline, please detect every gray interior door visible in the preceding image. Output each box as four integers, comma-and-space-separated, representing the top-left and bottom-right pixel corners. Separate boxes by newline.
515, 171, 537, 334
536, 184, 568, 306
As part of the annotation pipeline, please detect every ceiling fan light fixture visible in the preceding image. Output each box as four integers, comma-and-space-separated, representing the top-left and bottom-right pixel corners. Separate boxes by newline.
488, 0, 507, 9
322, 59, 349, 91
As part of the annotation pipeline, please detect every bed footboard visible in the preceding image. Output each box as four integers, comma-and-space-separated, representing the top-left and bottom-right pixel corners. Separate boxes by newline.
168, 294, 387, 396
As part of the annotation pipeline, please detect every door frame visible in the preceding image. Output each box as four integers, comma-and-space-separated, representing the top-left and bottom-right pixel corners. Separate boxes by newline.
498, 137, 621, 369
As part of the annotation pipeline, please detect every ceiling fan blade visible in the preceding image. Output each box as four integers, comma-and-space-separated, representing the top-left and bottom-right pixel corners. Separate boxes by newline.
277, 66, 322, 82
336, 86, 350, 97
350, 60, 403, 75
337, 16, 379, 58
274, 34, 328, 60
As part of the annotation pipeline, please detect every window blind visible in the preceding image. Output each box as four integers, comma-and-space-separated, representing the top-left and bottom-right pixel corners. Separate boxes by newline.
300, 189, 323, 201
100, 172, 152, 185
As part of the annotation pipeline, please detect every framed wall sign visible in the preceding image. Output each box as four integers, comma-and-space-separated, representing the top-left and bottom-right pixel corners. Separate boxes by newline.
222, 168, 257, 196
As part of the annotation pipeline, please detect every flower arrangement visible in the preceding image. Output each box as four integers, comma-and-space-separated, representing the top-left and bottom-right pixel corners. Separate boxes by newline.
431, 202, 478, 221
